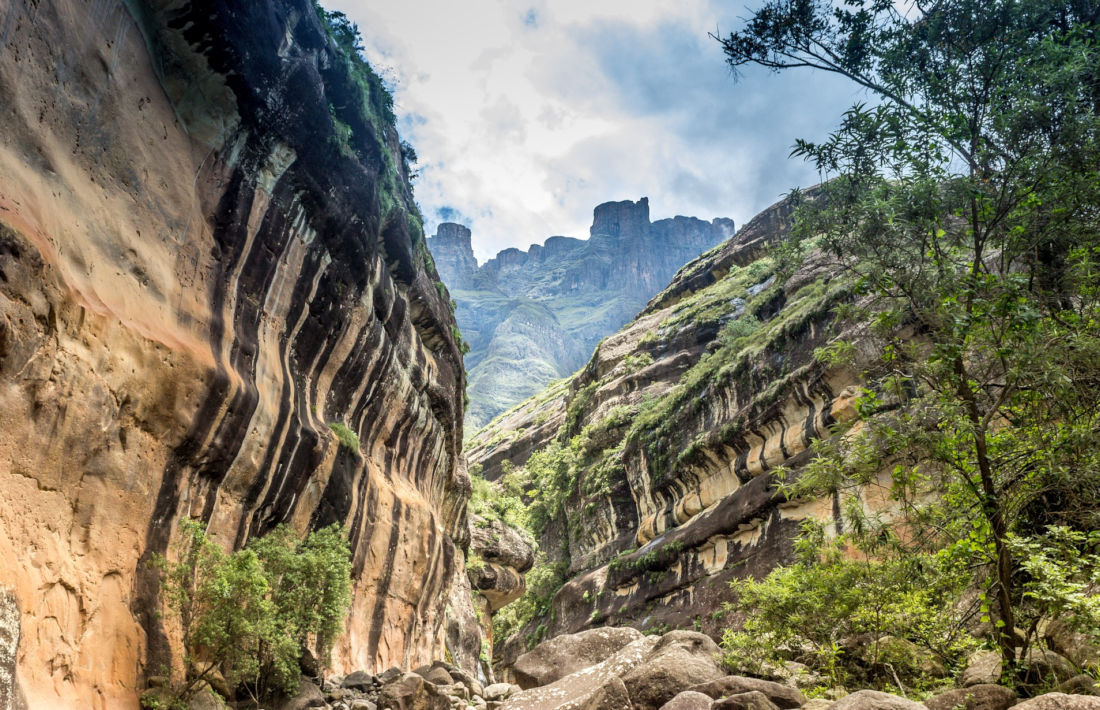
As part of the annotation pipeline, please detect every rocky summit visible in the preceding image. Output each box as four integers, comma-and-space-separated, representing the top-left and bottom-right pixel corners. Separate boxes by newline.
428, 199, 733, 432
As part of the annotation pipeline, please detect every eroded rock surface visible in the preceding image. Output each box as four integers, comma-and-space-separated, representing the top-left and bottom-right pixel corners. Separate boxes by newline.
469, 191, 869, 667
0, 0, 468, 706
469, 516, 535, 612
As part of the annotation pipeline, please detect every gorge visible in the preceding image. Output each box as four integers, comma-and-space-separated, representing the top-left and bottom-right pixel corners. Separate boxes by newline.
1, 1, 1099, 709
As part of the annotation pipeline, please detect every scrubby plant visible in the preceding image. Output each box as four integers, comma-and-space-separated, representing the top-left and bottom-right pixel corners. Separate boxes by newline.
491, 552, 569, 647
468, 467, 527, 533
246, 524, 352, 698
720, 526, 978, 691
148, 519, 352, 706
328, 421, 360, 453
147, 519, 270, 707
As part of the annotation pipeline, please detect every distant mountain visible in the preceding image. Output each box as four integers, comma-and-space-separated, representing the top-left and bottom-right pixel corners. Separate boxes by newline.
429, 198, 733, 431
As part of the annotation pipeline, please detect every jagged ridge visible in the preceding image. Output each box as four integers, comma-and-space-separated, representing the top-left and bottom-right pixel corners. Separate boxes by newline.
429, 198, 734, 432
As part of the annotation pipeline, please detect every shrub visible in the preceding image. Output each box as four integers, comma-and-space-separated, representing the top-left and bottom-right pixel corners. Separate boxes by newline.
247, 524, 353, 697
150, 519, 352, 705
328, 421, 360, 453
720, 527, 976, 691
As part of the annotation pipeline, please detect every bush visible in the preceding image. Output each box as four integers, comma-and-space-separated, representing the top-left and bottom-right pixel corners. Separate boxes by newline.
720, 527, 976, 691
328, 421, 360, 453
150, 519, 352, 705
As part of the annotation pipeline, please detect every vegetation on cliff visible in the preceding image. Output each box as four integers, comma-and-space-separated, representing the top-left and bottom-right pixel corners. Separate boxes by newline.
473, 238, 850, 648
714, 0, 1100, 692
147, 520, 352, 707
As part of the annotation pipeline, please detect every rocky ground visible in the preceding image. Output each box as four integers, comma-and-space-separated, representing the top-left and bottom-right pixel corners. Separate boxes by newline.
175, 624, 1099, 710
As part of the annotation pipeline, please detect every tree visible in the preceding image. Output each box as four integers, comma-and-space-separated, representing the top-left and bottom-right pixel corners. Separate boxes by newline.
150, 520, 352, 706
150, 519, 272, 705
248, 524, 352, 698
716, 0, 1100, 674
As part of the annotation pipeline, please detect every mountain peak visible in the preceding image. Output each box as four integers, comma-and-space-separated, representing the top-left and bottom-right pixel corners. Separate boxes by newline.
591, 197, 650, 238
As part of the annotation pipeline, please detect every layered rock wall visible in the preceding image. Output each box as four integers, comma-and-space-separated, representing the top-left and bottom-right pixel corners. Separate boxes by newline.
466, 192, 867, 670
0, 0, 468, 706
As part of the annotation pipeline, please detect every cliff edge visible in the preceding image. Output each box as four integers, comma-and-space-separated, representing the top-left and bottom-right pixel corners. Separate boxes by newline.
0, 1, 469, 706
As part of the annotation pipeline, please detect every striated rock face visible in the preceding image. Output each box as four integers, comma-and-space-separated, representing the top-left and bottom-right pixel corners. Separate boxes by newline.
427, 201, 734, 431
468, 191, 872, 668
0, 0, 468, 706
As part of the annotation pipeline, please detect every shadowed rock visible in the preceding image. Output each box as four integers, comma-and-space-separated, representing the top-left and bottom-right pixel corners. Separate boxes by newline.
512, 627, 646, 689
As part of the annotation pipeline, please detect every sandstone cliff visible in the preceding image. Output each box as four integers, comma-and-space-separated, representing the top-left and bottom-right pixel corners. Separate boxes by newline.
0, 1, 470, 706
427, 199, 734, 432
466, 191, 866, 670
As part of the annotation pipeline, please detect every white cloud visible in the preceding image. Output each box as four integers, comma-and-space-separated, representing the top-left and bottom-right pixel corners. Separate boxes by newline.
321, 0, 859, 262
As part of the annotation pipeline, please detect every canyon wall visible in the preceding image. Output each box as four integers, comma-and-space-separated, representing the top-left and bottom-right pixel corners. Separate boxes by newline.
428, 200, 734, 432
0, 0, 469, 707
465, 191, 868, 670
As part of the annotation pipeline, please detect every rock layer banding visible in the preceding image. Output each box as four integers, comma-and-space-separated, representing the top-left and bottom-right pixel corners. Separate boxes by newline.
0, 1, 468, 706
467, 191, 870, 669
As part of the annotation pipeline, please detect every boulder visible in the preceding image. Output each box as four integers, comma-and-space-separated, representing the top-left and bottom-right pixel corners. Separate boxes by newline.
873, 637, 945, 678
344, 671, 378, 692
277, 680, 328, 710
830, 690, 924, 709
442, 683, 471, 700
447, 666, 484, 697
1043, 620, 1100, 670
1023, 648, 1077, 684
1059, 674, 1100, 696
1012, 694, 1100, 709
422, 667, 455, 687
378, 672, 449, 710
351, 701, 378, 710
712, 691, 781, 710
188, 686, 231, 710
378, 668, 405, 685
578, 677, 634, 710
500, 636, 657, 710
659, 690, 715, 710
327, 688, 353, 703
922, 684, 1016, 710
512, 627, 646, 688
621, 631, 726, 710
470, 517, 535, 573
961, 651, 1002, 687
690, 675, 805, 708
483, 683, 520, 701
803, 701, 834, 709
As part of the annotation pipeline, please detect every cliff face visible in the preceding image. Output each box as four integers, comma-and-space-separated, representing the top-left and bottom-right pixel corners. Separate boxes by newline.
466, 192, 865, 670
0, 1, 469, 707
427, 199, 734, 431
429, 223, 479, 292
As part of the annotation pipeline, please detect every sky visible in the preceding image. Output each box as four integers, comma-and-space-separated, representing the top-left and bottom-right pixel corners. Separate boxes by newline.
323, 0, 864, 263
